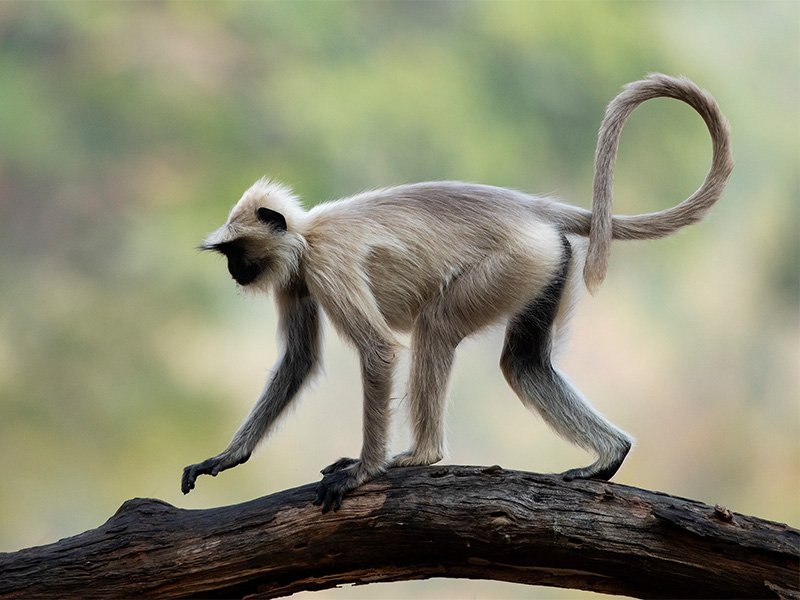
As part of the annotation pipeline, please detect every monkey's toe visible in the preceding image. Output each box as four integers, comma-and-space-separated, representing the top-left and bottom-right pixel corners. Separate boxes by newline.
562, 440, 631, 482
561, 461, 623, 482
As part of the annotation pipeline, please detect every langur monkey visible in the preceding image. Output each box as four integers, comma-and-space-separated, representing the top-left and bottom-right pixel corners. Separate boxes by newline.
182, 74, 733, 512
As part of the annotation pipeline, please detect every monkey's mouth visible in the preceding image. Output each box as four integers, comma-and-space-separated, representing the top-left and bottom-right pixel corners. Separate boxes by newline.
201, 240, 266, 286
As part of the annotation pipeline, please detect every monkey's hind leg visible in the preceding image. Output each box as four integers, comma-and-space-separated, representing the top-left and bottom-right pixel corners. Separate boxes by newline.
390, 247, 541, 470
500, 238, 633, 481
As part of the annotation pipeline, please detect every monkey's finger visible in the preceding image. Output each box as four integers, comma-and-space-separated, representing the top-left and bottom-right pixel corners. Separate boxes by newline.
320, 457, 359, 475
321, 496, 332, 513
313, 477, 343, 512
312, 480, 327, 507
321, 488, 344, 514
313, 487, 337, 512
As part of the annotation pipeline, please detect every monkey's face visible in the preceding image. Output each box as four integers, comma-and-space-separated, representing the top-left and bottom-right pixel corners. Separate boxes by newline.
205, 238, 266, 286
201, 206, 288, 287
201, 181, 307, 294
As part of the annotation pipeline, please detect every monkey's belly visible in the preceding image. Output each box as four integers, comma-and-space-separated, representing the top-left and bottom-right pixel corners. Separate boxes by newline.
370, 281, 429, 332
364, 246, 443, 332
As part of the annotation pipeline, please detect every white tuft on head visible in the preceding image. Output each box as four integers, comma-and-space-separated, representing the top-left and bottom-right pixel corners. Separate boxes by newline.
229, 178, 309, 234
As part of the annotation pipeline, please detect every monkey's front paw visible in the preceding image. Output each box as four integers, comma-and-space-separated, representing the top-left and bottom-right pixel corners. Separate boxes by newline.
313, 460, 384, 513
182, 461, 211, 494
313, 468, 360, 513
320, 457, 359, 475
181, 452, 250, 494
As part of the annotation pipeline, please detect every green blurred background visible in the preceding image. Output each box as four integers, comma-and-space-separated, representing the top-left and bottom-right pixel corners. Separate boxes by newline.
1, 2, 797, 598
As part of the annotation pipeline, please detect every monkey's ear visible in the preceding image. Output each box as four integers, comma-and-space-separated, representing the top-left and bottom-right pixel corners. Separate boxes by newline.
256, 207, 287, 232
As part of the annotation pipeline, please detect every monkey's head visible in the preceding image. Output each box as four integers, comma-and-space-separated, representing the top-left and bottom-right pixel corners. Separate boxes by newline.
201, 178, 308, 293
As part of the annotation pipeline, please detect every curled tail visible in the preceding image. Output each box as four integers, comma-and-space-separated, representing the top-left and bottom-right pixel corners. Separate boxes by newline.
583, 73, 733, 293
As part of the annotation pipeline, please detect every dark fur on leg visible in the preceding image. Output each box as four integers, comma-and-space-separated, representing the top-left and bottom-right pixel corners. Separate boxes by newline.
501, 237, 633, 481
181, 284, 321, 494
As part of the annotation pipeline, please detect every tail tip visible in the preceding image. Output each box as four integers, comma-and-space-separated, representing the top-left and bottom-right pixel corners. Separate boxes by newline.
583, 268, 605, 296
583, 251, 608, 296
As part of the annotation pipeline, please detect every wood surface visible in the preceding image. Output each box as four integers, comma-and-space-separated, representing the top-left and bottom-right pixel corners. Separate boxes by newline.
1, 466, 797, 599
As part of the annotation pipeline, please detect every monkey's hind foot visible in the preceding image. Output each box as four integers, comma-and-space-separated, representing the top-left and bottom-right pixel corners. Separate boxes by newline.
561, 441, 632, 482
389, 449, 443, 468
561, 463, 619, 482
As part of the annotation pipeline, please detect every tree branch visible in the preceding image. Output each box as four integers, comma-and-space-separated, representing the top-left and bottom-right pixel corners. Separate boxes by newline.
1, 466, 797, 599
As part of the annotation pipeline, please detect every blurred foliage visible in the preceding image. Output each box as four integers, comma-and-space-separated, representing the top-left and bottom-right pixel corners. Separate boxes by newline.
0, 2, 797, 598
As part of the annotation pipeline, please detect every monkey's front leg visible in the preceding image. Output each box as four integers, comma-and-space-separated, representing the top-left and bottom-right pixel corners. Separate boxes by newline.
314, 340, 396, 512
183, 290, 321, 494
182, 347, 317, 494
182, 366, 310, 494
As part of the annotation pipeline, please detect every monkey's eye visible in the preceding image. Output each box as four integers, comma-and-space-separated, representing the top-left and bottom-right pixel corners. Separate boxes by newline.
256, 207, 287, 232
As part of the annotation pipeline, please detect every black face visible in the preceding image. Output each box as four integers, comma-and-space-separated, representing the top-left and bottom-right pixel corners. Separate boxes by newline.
201, 207, 285, 286
206, 239, 266, 286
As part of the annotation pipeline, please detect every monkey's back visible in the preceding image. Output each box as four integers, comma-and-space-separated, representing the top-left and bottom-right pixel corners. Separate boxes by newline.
303, 182, 565, 332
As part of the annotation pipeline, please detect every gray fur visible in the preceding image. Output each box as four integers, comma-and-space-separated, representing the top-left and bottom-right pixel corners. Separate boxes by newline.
583, 73, 733, 291
182, 74, 732, 511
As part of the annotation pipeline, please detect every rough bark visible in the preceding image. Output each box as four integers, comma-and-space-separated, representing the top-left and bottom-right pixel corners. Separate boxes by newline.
0, 466, 797, 599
